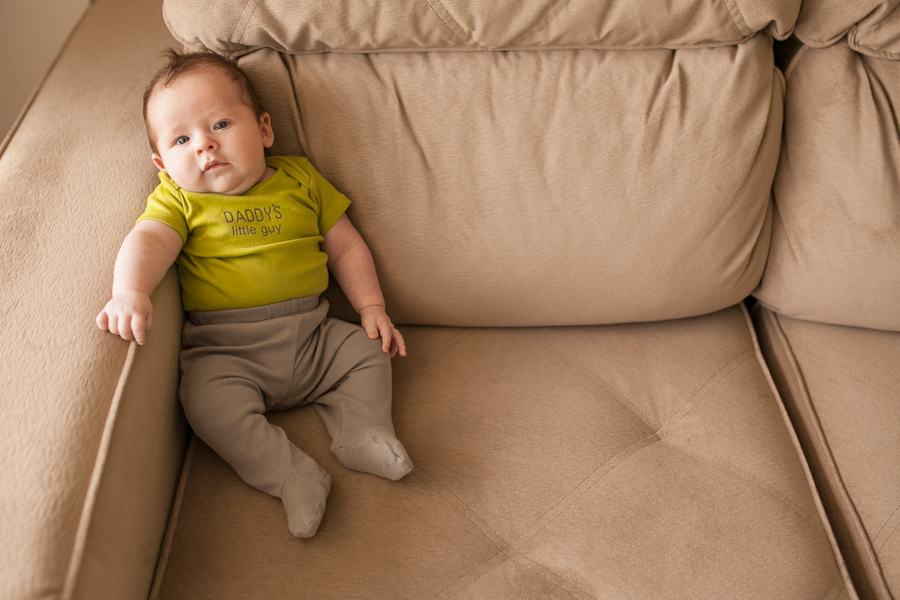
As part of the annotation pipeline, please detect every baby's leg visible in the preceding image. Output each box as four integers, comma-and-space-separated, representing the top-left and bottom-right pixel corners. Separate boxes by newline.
180, 356, 331, 538
304, 319, 413, 481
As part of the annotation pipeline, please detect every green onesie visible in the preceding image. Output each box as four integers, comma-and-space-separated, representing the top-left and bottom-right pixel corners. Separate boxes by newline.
137, 155, 351, 311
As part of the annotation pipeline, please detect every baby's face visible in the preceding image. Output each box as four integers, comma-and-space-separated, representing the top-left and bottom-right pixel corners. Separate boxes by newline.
147, 69, 273, 195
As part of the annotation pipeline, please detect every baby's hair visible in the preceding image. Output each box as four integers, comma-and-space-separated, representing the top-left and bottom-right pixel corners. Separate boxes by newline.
143, 48, 266, 153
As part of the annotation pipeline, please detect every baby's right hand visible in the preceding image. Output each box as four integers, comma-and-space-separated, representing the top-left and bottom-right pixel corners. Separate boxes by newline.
96, 290, 153, 345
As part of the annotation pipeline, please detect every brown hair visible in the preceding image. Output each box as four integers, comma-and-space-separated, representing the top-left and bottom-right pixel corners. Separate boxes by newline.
143, 48, 266, 153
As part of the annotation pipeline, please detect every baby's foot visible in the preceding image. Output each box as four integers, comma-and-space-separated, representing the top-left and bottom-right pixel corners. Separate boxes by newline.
333, 425, 414, 481
281, 469, 332, 538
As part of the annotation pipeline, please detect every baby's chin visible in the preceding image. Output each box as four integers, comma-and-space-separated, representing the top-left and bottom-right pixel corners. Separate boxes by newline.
173, 172, 261, 196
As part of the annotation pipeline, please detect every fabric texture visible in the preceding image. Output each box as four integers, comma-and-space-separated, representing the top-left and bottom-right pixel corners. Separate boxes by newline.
163, 0, 800, 55
246, 34, 782, 327
139, 156, 350, 311
152, 305, 854, 599
754, 306, 900, 599
754, 41, 900, 331
795, 0, 900, 58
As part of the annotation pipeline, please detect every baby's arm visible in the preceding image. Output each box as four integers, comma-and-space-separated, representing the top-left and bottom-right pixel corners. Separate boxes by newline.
322, 214, 406, 358
96, 220, 183, 345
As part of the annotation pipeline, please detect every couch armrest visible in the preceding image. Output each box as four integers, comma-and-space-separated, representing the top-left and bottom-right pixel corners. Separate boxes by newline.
0, 0, 186, 598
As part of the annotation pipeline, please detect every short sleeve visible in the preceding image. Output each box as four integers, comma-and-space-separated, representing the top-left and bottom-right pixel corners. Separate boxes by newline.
305, 159, 351, 234
136, 177, 190, 243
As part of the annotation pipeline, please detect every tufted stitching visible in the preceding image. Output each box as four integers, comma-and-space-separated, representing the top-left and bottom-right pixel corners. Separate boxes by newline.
231, 0, 263, 45
431, 554, 503, 599
411, 467, 508, 552
415, 328, 479, 367
667, 439, 827, 530
821, 573, 851, 600
722, 0, 753, 37
513, 552, 605, 600
412, 323, 841, 596
508, 330, 658, 430
873, 501, 900, 551
658, 350, 754, 434
418, 0, 474, 45
519, 0, 576, 42
508, 432, 662, 552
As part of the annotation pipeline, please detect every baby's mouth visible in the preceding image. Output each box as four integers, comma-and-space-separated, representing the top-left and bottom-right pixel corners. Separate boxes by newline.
204, 160, 228, 172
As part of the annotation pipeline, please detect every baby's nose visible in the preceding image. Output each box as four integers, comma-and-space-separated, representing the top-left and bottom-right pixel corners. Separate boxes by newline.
194, 137, 215, 154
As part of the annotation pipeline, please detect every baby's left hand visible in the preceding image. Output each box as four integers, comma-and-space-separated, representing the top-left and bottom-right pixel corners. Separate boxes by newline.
360, 305, 406, 358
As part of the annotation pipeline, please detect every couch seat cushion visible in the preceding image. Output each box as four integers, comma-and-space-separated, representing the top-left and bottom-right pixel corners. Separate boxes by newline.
755, 307, 900, 599
151, 305, 851, 599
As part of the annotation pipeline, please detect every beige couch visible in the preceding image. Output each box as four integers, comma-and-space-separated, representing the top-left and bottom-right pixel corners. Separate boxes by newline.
0, 0, 896, 598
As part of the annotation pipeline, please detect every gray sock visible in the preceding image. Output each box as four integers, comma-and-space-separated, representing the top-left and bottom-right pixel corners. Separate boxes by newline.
281, 469, 332, 538
333, 425, 414, 481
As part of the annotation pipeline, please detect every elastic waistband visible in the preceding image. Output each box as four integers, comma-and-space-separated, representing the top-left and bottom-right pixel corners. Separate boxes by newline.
187, 294, 322, 325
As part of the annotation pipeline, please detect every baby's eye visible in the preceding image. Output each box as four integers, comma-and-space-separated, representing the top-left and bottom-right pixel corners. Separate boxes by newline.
174, 136, 189, 145
214, 121, 229, 130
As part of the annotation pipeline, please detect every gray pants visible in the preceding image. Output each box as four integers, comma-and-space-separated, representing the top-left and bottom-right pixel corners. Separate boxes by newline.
179, 295, 410, 536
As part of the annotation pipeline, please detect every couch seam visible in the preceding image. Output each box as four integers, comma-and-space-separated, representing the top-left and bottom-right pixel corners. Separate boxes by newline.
277, 52, 310, 156
508, 330, 657, 430
508, 432, 662, 553
437, 434, 660, 600
504, 0, 575, 47
252, 37, 759, 56
60, 341, 138, 600
873, 501, 900, 551
148, 435, 197, 599
747, 305, 864, 600
794, 27, 853, 50
723, 0, 753, 38
823, 573, 852, 600
531, 0, 574, 36
667, 438, 828, 530
439, 552, 590, 600
416, 328, 478, 367
419, 0, 473, 45
513, 553, 595, 600
658, 350, 753, 435
231, 0, 263, 47
850, 3, 900, 58
411, 468, 507, 553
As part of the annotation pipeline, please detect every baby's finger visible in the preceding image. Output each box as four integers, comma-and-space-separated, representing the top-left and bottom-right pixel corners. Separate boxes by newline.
132, 313, 147, 345
96, 310, 109, 331
378, 321, 393, 353
118, 314, 135, 342
107, 313, 119, 337
393, 328, 407, 357
364, 319, 379, 340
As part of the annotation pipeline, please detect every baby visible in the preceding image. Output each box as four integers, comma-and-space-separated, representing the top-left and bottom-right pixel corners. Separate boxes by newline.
96, 50, 413, 538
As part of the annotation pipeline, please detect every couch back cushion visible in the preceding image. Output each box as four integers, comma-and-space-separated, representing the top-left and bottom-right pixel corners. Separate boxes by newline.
164, 0, 800, 54
166, 1, 785, 327
753, 39, 900, 331
796, 0, 900, 58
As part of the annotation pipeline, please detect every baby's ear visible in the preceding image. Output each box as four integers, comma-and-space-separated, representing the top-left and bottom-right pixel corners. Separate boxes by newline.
151, 154, 165, 171
259, 112, 274, 148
